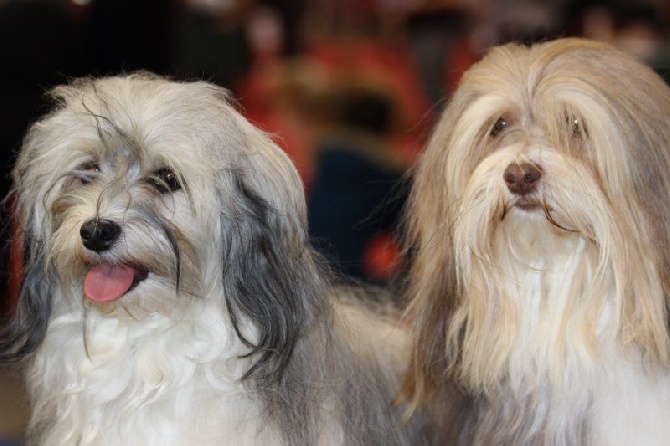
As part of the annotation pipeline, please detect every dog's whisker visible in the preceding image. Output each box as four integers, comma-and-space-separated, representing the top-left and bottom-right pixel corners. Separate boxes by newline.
539, 194, 578, 233
121, 301, 143, 321
81, 299, 92, 361
542, 205, 574, 232
500, 197, 515, 221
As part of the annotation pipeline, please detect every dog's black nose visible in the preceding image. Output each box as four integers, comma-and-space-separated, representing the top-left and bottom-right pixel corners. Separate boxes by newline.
504, 163, 542, 195
80, 219, 121, 252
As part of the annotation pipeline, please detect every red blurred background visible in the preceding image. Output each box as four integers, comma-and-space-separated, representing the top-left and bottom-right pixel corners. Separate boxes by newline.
1, 0, 669, 310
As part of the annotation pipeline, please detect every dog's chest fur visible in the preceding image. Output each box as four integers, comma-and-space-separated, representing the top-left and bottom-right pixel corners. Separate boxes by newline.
457, 215, 670, 445
25, 299, 279, 445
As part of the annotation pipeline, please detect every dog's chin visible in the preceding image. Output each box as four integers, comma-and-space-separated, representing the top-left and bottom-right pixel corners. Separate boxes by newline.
501, 198, 578, 247
511, 198, 542, 212
502, 197, 545, 219
505, 199, 568, 229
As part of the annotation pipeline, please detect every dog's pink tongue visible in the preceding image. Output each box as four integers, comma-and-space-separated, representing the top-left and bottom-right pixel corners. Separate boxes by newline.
84, 264, 135, 303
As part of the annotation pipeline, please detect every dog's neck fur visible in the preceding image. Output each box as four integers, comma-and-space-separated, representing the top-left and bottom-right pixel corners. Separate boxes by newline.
449, 211, 670, 445
26, 293, 272, 445
458, 213, 596, 444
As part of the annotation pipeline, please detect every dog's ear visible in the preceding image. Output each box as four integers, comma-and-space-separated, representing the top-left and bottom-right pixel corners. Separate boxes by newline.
215, 108, 327, 387
398, 92, 473, 411
0, 93, 64, 363
0, 224, 55, 362
399, 232, 460, 413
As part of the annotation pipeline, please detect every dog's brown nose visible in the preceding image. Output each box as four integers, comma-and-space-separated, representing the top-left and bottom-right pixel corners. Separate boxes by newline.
80, 219, 121, 252
504, 163, 542, 195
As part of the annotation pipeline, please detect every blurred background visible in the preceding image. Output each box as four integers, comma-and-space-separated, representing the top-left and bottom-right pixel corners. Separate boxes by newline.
0, 0, 668, 441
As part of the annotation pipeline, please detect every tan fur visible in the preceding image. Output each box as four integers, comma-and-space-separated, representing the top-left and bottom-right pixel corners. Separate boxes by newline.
401, 38, 670, 445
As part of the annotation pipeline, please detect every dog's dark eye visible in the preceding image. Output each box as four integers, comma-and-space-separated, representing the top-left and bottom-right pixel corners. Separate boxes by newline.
569, 117, 586, 136
83, 162, 100, 172
77, 161, 100, 184
148, 167, 182, 194
490, 117, 507, 136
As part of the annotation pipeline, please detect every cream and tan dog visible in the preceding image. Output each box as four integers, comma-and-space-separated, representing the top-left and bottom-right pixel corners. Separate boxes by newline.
0, 73, 425, 445
402, 38, 670, 445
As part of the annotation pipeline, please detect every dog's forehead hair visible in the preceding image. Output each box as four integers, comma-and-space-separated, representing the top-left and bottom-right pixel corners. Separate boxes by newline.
56, 76, 231, 177
92, 121, 177, 177
91, 123, 145, 172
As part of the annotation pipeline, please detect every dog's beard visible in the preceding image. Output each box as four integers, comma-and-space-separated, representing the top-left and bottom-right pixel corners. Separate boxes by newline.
444, 145, 657, 397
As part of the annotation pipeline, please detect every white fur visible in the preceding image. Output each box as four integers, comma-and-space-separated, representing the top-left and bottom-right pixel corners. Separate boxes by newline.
30, 299, 266, 445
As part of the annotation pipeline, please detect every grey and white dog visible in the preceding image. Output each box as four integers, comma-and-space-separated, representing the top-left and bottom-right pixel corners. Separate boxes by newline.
0, 73, 424, 445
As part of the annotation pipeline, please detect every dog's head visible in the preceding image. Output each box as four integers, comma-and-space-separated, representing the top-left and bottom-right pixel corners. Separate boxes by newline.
403, 38, 670, 404
1, 73, 324, 383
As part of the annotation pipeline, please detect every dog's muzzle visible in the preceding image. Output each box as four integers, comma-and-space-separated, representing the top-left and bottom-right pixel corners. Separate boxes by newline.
80, 218, 121, 252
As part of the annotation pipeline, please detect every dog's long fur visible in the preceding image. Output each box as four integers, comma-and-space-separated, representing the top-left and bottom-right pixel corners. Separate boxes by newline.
401, 38, 670, 445
0, 73, 424, 445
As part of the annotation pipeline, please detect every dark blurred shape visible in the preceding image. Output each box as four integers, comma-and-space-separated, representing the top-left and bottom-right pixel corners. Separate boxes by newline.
405, 5, 468, 109
308, 86, 409, 283
494, 0, 566, 45
262, 0, 306, 56
89, 0, 175, 76
340, 90, 391, 134
567, 0, 670, 83
174, 1, 252, 88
